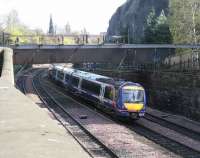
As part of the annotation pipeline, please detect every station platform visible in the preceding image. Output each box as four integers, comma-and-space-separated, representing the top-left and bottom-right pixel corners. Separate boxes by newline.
0, 79, 90, 158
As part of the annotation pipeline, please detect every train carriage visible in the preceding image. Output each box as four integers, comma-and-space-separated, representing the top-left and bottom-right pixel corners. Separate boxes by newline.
48, 65, 146, 119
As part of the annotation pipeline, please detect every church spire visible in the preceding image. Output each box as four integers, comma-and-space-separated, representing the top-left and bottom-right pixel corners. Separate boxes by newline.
48, 14, 54, 35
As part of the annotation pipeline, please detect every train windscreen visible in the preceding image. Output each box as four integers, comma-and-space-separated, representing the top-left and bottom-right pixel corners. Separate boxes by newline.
122, 87, 144, 103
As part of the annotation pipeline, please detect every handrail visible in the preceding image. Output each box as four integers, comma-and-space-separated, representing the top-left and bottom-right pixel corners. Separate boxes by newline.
11, 44, 200, 49
0, 47, 14, 85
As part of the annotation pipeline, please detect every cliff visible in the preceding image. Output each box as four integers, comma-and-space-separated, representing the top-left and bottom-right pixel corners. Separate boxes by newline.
107, 0, 169, 43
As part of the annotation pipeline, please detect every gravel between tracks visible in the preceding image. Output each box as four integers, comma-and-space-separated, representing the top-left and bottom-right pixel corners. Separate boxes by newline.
24, 69, 115, 158
39, 72, 180, 158
18, 68, 200, 158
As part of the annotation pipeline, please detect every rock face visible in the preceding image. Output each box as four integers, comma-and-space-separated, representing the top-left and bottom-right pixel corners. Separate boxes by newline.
107, 0, 169, 43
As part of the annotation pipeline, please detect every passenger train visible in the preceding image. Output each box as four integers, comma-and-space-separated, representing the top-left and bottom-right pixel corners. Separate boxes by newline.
48, 65, 146, 119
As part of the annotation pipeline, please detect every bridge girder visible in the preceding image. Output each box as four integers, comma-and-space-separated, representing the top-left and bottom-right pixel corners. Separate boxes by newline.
12, 44, 177, 65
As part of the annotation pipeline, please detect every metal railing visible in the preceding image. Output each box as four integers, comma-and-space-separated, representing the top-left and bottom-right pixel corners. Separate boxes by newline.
0, 32, 106, 46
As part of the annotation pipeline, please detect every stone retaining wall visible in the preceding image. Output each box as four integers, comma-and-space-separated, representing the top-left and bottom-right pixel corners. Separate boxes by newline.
94, 69, 200, 121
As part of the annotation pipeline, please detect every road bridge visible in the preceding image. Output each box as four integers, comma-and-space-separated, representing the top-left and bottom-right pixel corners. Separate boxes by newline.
12, 44, 178, 65
1, 45, 200, 157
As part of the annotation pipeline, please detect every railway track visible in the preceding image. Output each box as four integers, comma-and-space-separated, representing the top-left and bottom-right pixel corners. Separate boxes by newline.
16, 75, 26, 93
17, 68, 200, 158
32, 69, 180, 158
135, 118, 200, 154
144, 112, 200, 142
15, 68, 38, 93
31, 70, 118, 158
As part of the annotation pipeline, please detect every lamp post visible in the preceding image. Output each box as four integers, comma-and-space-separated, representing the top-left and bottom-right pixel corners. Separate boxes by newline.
2, 32, 5, 46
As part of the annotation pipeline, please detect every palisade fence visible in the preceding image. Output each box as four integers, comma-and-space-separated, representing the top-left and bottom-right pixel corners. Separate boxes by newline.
80, 50, 200, 73
162, 51, 200, 71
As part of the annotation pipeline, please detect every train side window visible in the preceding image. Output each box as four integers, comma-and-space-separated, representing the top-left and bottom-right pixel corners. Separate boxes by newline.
81, 79, 101, 96
89, 81, 101, 96
57, 71, 64, 80
61, 72, 64, 79
52, 70, 56, 77
71, 76, 79, 88
81, 79, 89, 91
57, 71, 61, 79
65, 74, 70, 82
104, 86, 114, 100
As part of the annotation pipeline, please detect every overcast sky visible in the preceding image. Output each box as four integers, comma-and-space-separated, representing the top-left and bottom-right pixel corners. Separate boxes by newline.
0, 0, 126, 34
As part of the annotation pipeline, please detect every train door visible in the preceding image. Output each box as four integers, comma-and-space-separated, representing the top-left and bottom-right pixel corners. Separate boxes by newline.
103, 86, 115, 109
63, 73, 70, 88
77, 77, 83, 95
70, 75, 81, 94
99, 85, 105, 105
55, 70, 59, 81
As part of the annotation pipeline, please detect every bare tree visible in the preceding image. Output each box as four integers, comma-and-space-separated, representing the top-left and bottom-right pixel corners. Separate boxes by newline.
191, 1, 200, 44
4, 10, 20, 32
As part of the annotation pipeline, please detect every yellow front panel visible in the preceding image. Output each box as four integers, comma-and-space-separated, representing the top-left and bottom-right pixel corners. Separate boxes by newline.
124, 103, 144, 111
123, 86, 144, 91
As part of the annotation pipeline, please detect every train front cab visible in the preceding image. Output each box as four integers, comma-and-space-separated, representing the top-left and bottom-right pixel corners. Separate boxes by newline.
48, 67, 56, 81
116, 83, 146, 119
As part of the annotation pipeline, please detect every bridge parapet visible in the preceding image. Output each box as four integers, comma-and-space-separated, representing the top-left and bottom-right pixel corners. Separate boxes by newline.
12, 44, 176, 65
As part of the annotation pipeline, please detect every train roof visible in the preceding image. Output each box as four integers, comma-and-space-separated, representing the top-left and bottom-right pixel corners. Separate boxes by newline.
70, 69, 130, 88
52, 65, 141, 88
53, 65, 75, 74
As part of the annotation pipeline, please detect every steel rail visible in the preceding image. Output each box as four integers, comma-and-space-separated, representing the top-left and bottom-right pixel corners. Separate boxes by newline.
32, 70, 119, 158
144, 112, 200, 141
42, 71, 200, 156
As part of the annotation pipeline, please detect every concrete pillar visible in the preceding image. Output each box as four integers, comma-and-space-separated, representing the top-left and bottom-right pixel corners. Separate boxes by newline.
0, 49, 3, 76
0, 47, 14, 85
